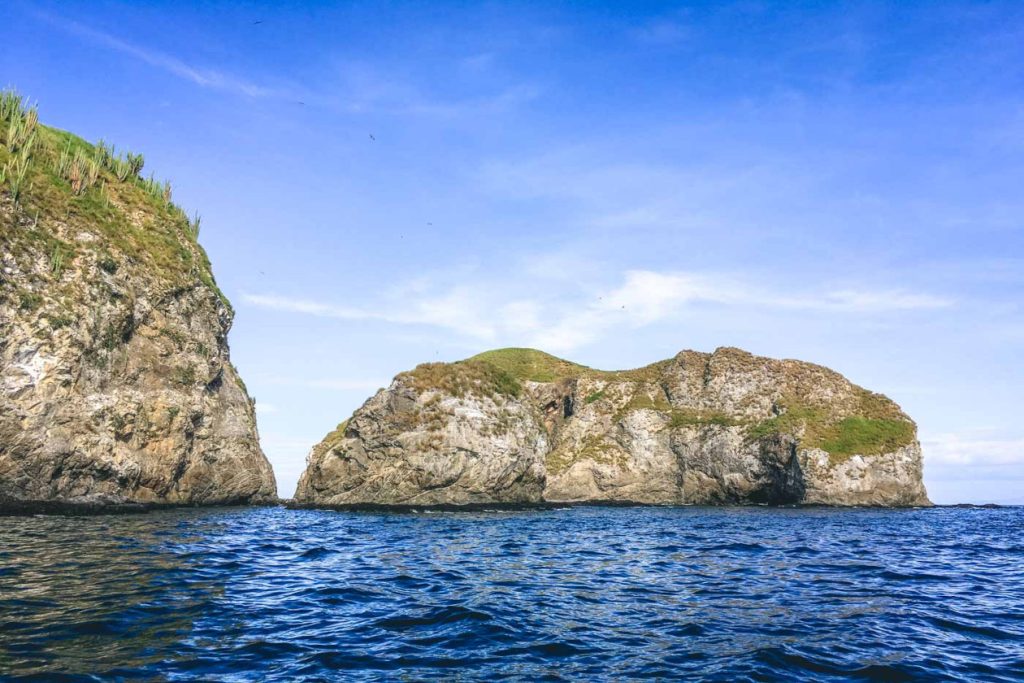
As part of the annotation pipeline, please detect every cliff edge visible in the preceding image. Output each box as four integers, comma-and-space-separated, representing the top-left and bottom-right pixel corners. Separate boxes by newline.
296, 347, 929, 507
0, 91, 276, 509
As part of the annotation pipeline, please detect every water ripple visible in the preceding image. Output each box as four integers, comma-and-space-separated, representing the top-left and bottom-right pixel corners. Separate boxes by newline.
0, 506, 1022, 681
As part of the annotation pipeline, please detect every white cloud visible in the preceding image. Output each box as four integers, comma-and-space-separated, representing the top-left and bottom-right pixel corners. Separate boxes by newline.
244, 268, 952, 353
323, 62, 540, 117
33, 10, 540, 118
260, 434, 320, 452
34, 11, 282, 98
243, 288, 498, 339
303, 379, 388, 391
820, 290, 953, 312
242, 294, 383, 321
499, 301, 544, 334
252, 374, 388, 392
923, 433, 1024, 467
460, 52, 497, 72
630, 18, 690, 46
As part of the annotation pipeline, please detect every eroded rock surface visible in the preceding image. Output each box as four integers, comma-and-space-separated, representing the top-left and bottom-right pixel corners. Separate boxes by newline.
0, 104, 276, 509
296, 348, 929, 507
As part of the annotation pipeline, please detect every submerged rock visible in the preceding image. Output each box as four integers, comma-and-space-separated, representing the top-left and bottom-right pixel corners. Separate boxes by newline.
0, 93, 276, 509
296, 348, 929, 507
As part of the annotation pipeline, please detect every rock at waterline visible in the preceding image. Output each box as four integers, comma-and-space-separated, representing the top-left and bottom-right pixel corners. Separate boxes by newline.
296, 347, 929, 507
0, 92, 275, 508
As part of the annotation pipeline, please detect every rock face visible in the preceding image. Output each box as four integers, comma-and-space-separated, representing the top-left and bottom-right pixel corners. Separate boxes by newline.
296, 348, 929, 507
0, 94, 276, 509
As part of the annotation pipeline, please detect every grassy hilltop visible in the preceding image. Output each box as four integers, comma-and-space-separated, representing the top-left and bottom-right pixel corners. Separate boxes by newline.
398, 347, 915, 462
0, 89, 226, 310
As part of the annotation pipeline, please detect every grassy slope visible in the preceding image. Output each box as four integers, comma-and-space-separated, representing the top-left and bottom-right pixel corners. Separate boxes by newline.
0, 96, 228, 311
469, 347, 670, 383
407, 347, 915, 461
469, 348, 591, 382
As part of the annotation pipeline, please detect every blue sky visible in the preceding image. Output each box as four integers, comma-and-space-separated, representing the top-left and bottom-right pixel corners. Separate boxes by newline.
4, 1, 1022, 503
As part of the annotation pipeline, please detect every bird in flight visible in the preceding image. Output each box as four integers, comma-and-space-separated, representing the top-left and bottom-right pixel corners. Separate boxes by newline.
369, 133, 376, 141
253, 20, 263, 25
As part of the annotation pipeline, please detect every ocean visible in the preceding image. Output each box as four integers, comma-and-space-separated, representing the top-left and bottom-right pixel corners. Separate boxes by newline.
1, 505, 1021, 681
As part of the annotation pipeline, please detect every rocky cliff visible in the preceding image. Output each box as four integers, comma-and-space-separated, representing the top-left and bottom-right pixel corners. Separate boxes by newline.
296, 347, 929, 507
0, 91, 276, 509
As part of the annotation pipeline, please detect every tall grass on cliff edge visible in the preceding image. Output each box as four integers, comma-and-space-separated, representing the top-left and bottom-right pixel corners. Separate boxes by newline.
1, 90, 38, 152
0, 87, 194, 240
0, 152, 31, 204
0, 90, 39, 205
0, 86, 230, 310
188, 212, 201, 238
93, 138, 146, 183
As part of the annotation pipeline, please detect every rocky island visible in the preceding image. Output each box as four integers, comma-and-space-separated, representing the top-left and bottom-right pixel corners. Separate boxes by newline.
296, 347, 929, 507
0, 91, 276, 510
0, 90, 930, 513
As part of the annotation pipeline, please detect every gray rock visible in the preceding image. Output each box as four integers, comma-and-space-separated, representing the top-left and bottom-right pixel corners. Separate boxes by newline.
296, 378, 547, 506
0, 135, 276, 509
296, 348, 929, 507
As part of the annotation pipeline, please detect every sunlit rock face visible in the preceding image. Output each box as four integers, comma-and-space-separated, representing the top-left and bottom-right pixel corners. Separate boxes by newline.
0, 113, 276, 510
296, 348, 929, 507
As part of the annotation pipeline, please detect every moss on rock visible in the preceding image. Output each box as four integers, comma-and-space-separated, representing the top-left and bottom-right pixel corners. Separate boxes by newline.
401, 359, 522, 399
465, 348, 917, 463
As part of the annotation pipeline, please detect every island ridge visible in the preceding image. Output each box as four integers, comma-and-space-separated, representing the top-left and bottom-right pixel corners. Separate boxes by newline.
0, 91, 276, 510
296, 347, 929, 507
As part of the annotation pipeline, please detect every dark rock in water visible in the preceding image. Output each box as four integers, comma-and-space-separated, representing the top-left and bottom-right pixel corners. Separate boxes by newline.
948, 503, 1005, 509
296, 347, 929, 507
0, 92, 276, 509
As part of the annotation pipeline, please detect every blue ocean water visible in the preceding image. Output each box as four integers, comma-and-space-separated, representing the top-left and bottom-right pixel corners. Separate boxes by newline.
0, 506, 1021, 682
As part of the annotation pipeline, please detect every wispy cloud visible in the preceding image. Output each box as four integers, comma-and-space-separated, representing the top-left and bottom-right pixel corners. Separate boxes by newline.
241, 294, 382, 322
321, 61, 541, 117
32, 10, 283, 98
629, 17, 691, 46
244, 269, 952, 353
243, 289, 504, 339
923, 433, 1024, 468
31, 9, 540, 117
260, 434, 320, 452
475, 149, 821, 241
252, 373, 389, 392
303, 379, 389, 391
515, 270, 953, 351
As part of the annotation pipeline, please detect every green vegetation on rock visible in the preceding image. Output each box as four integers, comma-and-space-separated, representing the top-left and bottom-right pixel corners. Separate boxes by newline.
468, 347, 670, 383
300, 344, 928, 507
313, 419, 351, 457
469, 348, 592, 382
463, 348, 916, 461
747, 391, 915, 462
668, 409, 739, 429
819, 417, 915, 460
405, 348, 676, 404
402, 359, 523, 399
0, 88, 228, 310
1, 90, 278, 507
